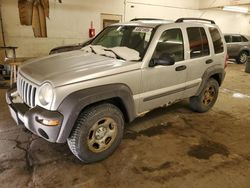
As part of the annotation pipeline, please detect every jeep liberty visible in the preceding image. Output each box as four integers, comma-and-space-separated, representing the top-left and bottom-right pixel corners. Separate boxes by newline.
6, 18, 227, 163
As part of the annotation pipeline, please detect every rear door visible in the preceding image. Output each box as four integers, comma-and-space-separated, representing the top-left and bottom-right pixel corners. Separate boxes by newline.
183, 26, 213, 97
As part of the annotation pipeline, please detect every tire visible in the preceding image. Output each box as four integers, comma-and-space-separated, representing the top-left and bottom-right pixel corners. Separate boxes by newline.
237, 51, 248, 64
189, 78, 219, 113
67, 103, 124, 163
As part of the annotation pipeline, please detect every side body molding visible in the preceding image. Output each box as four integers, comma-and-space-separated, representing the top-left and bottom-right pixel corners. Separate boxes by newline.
56, 84, 136, 143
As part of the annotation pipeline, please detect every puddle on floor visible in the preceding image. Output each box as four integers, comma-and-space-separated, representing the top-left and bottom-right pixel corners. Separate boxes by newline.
124, 122, 173, 139
188, 139, 229, 160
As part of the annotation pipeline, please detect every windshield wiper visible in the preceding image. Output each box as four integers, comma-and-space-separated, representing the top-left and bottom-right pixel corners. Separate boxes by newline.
89, 46, 96, 54
104, 49, 125, 60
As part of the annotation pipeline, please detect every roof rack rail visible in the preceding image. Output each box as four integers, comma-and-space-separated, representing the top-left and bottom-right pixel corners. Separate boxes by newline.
130, 18, 170, 22
175, 18, 216, 24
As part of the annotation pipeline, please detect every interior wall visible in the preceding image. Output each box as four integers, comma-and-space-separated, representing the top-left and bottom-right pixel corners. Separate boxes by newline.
126, 0, 199, 9
124, 2, 200, 22
199, 0, 250, 9
1, 0, 250, 58
125, 2, 250, 36
199, 9, 250, 35
1, 0, 124, 57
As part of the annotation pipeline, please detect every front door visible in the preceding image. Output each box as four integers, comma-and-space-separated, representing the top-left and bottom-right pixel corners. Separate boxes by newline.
140, 28, 187, 112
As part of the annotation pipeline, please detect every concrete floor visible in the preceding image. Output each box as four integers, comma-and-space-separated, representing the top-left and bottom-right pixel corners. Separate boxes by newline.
0, 63, 250, 188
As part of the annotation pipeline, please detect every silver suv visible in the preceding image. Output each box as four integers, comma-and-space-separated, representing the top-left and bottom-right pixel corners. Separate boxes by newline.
224, 34, 250, 64
6, 18, 227, 163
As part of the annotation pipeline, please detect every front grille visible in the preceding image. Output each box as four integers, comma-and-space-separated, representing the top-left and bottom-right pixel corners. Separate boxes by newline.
17, 74, 37, 108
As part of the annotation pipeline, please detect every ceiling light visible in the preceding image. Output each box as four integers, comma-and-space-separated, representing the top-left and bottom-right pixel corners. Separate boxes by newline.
223, 6, 248, 13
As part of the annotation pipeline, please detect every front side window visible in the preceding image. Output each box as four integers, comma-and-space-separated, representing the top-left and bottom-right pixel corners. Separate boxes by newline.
232, 35, 242, 43
209, 27, 224, 54
91, 26, 153, 59
187, 27, 210, 59
152, 28, 184, 62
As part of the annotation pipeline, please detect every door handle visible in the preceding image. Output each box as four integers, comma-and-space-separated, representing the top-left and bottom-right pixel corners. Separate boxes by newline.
206, 59, 213, 64
175, 65, 186, 71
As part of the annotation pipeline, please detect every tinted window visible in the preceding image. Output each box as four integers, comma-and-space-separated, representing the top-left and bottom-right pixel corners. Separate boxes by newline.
187, 27, 210, 59
232, 35, 242, 42
91, 26, 153, 59
200, 28, 210, 56
224, 35, 231, 43
209, 28, 224, 54
241, 36, 248, 42
152, 29, 184, 62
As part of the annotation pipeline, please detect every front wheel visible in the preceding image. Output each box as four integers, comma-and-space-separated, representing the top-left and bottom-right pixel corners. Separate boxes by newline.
189, 78, 219, 113
67, 103, 124, 163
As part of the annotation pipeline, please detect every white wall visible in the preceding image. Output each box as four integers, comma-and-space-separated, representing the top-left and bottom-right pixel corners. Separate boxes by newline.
199, 9, 250, 35
126, 0, 199, 9
1, 0, 250, 58
124, 1, 200, 21
124, 1, 250, 36
199, 0, 250, 9
1, 0, 124, 57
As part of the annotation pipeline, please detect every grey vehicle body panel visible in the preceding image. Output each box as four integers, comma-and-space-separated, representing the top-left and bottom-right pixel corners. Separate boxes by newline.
56, 84, 136, 143
20, 51, 141, 87
224, 34, 250, 58
7, 20, 226, 143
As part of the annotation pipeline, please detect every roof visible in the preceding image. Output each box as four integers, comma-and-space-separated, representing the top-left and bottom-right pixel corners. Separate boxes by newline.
111, 18, 217, 28
112, 20, 173, 28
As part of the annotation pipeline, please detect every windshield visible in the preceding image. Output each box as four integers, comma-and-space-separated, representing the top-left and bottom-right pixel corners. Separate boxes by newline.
90, 25, 153, 60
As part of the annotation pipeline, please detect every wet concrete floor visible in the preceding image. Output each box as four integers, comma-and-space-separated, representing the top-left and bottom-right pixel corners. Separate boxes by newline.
0, 63, 250, 188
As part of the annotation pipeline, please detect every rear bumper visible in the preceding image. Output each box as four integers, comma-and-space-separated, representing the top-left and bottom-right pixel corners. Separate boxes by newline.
6, 88, 63, 142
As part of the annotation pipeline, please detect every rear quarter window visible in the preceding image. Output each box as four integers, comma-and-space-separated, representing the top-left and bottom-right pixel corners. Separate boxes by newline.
209, 27, 224, 54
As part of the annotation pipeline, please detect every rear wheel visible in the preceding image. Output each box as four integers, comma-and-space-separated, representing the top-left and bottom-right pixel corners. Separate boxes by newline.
67, 103, 124, 163
189, 78, 219, 113
237, 51, 248, 64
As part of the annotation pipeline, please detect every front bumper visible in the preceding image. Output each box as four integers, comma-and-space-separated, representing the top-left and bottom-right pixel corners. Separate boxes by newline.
6, 88, 63, 142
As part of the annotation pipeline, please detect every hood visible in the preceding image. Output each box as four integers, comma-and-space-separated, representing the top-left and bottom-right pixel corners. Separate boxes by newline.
19, 50, 140, 87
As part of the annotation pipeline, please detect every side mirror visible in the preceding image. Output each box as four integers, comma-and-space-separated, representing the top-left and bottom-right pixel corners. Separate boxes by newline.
149, 56, 175, 67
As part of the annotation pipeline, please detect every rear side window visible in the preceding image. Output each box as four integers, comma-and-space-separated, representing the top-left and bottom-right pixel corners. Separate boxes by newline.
187, 27, 210, 59
232, 35, 242, 42
209, 27, 224, 54
224, 35, 231, 43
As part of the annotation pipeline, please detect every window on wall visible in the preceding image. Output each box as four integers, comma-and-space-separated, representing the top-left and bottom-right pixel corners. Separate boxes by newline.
209, 27, 224, 54
152, 28, 184, 62
187, 27, 210, 59
101, 13, 122, 29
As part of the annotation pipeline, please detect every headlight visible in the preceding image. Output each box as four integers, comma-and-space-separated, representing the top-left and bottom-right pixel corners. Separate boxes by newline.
38, 83, 54, 106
